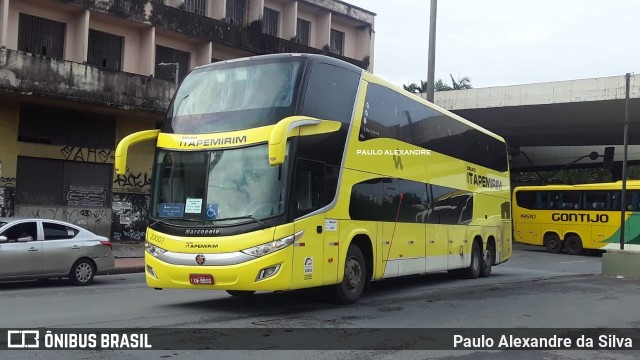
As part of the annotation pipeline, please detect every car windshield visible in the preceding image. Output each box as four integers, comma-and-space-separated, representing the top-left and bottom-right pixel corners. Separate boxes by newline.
152, 144, 288, 226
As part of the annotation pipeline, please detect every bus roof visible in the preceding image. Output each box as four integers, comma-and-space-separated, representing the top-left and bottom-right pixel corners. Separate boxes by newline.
193, 53, 365, 75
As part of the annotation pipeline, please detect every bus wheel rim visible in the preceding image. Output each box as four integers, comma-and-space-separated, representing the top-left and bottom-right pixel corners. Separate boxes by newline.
345, 258, 362, 290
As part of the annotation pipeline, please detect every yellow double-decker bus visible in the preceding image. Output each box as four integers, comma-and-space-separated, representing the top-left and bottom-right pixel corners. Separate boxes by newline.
512, 181, 640, 254
116, 53, 511, 304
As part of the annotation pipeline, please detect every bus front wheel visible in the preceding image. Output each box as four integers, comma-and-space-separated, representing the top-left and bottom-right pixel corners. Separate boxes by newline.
544, 234, 563, 253
332, 244, 366, 305
565, 235, 583, 255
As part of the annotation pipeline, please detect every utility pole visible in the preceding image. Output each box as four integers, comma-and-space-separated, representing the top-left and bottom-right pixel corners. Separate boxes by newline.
426, 0, 437, 103
620, 73, 631, 250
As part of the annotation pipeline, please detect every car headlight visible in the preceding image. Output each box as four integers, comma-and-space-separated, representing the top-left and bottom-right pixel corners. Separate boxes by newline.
241, 230, 304, 258
145, 241, 168, 258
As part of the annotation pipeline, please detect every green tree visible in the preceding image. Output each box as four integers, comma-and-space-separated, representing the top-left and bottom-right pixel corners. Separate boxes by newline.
449, 74, 473, 90
403, 74, 472, 93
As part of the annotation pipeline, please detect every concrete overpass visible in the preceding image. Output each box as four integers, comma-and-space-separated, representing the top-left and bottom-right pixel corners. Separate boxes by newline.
427, 75, 640, 173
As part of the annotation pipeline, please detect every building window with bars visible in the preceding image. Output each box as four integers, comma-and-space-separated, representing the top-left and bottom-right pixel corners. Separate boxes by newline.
182, 0, 206, 16
296, 18, 310, 45
330, 29, 344, 56
226, 0, 246, 27
87, 29, 123, 70
18, 13, 66, 59
263, 7, 279, 37
155, 45, 190, 84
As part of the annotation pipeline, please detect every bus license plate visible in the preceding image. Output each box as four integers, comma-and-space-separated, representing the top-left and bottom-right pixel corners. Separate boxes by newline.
189, 274, 214, 285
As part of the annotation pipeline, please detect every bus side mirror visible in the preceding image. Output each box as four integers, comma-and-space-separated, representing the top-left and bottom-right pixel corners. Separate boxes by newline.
603, 146, 614, 169
268, 116, 341, 166
115, 130, 161, 175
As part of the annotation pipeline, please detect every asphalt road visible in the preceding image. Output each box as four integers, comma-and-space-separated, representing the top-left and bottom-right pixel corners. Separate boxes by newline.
2, 243, 639, 359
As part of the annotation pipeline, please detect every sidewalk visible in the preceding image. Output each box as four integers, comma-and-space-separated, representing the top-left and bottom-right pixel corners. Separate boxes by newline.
110, 241, 145, 275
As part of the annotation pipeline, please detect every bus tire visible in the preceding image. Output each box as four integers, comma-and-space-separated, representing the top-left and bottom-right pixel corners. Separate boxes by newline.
465, 241, 482, 279
544, 233, 563, 254
480, 242, 494, 278
226, 290, 256, 297
565, 235, 583, 255
332, 244, 366, 305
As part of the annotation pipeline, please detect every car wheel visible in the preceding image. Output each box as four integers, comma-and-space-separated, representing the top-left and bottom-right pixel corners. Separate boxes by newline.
565, 235, 583, 255
226, 290, 256, 297
69, 259, 95, 286
332, 244, 366, 304
544, 233, 563, 253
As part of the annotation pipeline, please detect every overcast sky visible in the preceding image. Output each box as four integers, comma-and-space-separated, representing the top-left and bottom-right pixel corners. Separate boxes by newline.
345, 0, 639, 88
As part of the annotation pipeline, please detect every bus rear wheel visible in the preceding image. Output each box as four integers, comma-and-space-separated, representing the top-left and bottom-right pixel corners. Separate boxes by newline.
565, 235, 583, 255
544, 234, 563, 254
480, 242, 494, 278
332, 244, 366, 305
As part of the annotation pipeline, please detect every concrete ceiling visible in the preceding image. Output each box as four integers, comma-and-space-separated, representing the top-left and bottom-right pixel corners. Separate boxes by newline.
429, 75, 640, 171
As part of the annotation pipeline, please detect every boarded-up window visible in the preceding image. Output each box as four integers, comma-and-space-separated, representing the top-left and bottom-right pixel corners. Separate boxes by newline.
16, 157, 112, 207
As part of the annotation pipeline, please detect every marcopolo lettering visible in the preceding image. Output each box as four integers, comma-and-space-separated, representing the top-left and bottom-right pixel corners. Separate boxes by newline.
551, 213, 609, 223
185, 229, 221, 236
179, 136, 247, 147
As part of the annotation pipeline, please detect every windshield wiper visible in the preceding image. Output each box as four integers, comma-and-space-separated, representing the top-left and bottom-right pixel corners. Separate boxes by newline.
212, 215, 265, 226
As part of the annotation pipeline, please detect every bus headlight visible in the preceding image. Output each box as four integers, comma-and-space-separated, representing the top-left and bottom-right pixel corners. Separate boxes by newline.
241, 230, 304, 258
145, 241, 168, 258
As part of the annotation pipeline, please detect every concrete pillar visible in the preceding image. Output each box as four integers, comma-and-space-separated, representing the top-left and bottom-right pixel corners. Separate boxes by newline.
0, 0, 8, 48
196, 41, 212, 66
141, 26, 155, 76
317, 11, 331, 50
71, 9, 90, 63
207, 0, 225, 19
248, 0, 264, 24
282, 1, 296, 40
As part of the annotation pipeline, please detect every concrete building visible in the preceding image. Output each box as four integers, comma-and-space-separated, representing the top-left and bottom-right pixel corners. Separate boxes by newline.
0, 0, 375, 240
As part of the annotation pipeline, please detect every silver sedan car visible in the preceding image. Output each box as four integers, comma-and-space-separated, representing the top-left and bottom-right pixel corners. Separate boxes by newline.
0, 218, 115, 285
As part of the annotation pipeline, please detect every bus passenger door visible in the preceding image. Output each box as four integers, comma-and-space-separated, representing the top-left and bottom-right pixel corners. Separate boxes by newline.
381, 179, 401, 278
291, 159, 325, 289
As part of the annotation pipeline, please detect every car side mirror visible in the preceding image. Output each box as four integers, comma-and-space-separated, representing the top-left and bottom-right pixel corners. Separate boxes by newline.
17, 236, 34, 242
0, 236, 7, 243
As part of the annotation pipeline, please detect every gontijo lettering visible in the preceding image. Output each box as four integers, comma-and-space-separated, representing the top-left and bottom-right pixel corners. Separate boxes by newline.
179, 135, 247, 147
552, 213, 609, 223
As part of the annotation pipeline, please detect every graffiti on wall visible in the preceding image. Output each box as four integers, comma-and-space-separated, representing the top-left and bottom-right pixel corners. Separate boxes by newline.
66, 185, 107, 207
1, 177, 16, 187
60, 146, 114, 163
111, 193, 149, 242
15, 206, 112, 236
0, 187, 16, 217
113, 171, 152, 194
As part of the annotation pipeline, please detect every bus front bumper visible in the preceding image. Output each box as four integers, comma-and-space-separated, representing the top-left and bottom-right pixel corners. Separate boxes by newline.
144, 248, 293, 291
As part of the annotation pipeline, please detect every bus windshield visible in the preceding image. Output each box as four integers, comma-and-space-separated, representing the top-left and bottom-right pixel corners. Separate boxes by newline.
152, 144, 288, 225
164, 59, 303, 134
